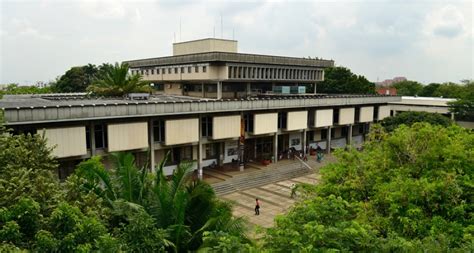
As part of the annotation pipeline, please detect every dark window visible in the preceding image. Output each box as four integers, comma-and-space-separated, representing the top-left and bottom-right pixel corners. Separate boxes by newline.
86, 126, 91, 149
308, 131, 314, 142
156, 68, 160, 74
278, 112, 287, 129
355, 108, 360, 122
308, 110, 315, 127
374, 106, 379, 120
330, 128, 335, 138
341, 126, 348, 136
187, 66, 191, 73
153, 120, 165, 142
174, 67, 178, 74
359, 125, 364, 134
321, 129, 328, 140
168, 68, 171, 74
204, 143, 218, 159
202, 66, 207, 73
333, 109, 340, 125
195, 66, 199, 73
151, 69, 154, 75
140, 70, 144, 75
94, 124, 108, 149
180, 67, 184, 73
201, 116, 213, 137
244, 114, 254, 132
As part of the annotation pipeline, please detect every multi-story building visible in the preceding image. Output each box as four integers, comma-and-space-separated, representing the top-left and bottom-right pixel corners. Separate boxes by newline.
0, 39, 400, 178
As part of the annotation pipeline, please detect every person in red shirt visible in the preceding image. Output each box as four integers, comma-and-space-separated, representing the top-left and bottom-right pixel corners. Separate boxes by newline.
255, 198, 260, 215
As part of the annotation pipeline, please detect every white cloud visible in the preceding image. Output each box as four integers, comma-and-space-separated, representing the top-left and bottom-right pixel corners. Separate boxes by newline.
424, 5, 467, 38
79, 0, 127, 19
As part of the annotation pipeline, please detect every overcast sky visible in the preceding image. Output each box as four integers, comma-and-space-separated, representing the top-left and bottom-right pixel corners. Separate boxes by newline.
1, 0, 472, 85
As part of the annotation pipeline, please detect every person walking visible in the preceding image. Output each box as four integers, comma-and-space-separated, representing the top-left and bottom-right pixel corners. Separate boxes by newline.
255, 198, 260, 215
290, 183, 297, 198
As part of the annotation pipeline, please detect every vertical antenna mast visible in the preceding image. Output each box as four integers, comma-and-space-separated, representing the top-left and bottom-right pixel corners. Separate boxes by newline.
220, 13, 223, 38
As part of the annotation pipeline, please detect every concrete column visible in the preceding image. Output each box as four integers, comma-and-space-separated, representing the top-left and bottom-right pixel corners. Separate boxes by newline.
90, 122, 96, 156
148, 119, 155, 172
198, 115, 203, 179
347, 124, 353, 146
201, 83, 205, 97
273, 133, 278, 163
451, 112, 455, 120
326, 126, 332, 154
302, 129, 307, 154
216, 81, 222, 99
313, 83, 317, 94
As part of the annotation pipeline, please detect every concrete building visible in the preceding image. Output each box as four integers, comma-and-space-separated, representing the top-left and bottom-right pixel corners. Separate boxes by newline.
124, 38, 333, 99
0, 39, 400, 178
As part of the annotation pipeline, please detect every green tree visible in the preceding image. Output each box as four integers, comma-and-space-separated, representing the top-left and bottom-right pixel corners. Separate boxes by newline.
50, 63, 112, 93
73, 152, 248, 252
264, 123, 473, 251
0, 83, 52, 95
392, 80, 423, 96
381, 111, 452, 132
419, 83, 441, 97
433, 82, 466, 98
448, 81, 474, 121
87, 62, 151, 97
317, 67, 376, 94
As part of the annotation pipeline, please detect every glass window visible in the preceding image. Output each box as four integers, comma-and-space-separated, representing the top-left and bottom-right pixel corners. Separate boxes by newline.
188, 66, 191, 73
94, 124, 108, 149
195, 66, 199, 73
278, 112, 287, 129
174, 67, 178, 74
201, 116, 213, 137
168, 68, 171, 74
202, 66, 207, 73
156, 68, 160, 74
181, 67, 184, 73
204, 143, 218, 159
153, 120, 165, 142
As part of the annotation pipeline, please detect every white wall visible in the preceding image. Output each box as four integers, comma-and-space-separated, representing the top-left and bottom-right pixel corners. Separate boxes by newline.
42, 126, 87, 158
286, 111, 308, 131
253, 113, 278, 134
378, 105, 391, 120
165, 118, 199, 145
315, 109, 333, 127
339, 108, 355, 125
108, 122, 149, 152
213, 115, 241, 139
359, 107, 374, 123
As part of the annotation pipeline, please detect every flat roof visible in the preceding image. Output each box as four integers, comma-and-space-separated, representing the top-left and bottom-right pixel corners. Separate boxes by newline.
124, 51, 334, 68
389, 96, 456, 107
1, 93, 393, 110
172, 38, 238, 45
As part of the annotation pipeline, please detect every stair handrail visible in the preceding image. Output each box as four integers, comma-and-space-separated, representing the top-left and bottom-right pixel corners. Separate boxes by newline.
294, 153, 313, 171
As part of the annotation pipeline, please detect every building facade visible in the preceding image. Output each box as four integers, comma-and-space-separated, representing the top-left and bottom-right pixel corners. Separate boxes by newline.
0, 39, 400, 178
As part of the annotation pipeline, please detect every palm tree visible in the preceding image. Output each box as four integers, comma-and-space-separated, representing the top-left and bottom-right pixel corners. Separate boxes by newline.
74, 152, 248, 252
87, 62, 151, 97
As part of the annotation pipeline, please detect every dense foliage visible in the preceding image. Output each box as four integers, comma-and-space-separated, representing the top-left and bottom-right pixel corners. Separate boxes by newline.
381, 111, 452, 132
0, 83, 52, 96
264, 123, 473, 251
317, 67, 376, 94
50, 63, 111, 93
0, 116, 248, 251
87, 62, 151, 97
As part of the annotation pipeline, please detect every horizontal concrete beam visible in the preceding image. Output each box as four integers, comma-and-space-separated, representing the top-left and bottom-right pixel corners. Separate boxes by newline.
3, 96, 401, 125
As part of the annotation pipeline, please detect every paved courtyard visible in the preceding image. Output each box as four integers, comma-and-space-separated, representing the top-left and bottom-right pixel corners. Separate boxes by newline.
221, 173, 322, 228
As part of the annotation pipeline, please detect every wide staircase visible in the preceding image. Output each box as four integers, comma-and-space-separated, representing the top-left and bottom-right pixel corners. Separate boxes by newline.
211, 159, 314, 196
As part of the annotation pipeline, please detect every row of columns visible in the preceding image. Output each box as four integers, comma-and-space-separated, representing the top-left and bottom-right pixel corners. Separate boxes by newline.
228, 65, 323, 81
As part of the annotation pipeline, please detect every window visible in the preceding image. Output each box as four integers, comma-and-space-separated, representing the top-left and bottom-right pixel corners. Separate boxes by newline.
204, 143, 218, 159
86, 126, 91, 149
308, 130, 314, 142
151, 69, 154, 75
94, 124, 108, 149
341, 126, 348, 136
321, 129, 328, 140
195, 66, 199, 73
278, 112, 287, 129
168, 68, 171, 74
180, 67, 184, 73
174, 67, 178, 74
140, 70, 144, 75
355, 108, 360, 122
188, 66, 191, 73
153, 120, 165, 142
244, 114, 254, 132
202, 66, 207, 73
374, 106, 379, 120
201, 116, 213, 137
333, 109, 340, 125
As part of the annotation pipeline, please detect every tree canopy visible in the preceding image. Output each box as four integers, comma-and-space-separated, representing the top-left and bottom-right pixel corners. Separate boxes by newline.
317, 67, 376, 94
392, 80, 424, 96
381, 111, 452, 132
87, 62, 151, 97
50, 63, 111, 93
263, 123, 474, 251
